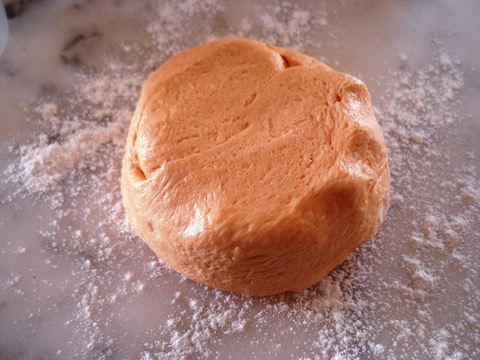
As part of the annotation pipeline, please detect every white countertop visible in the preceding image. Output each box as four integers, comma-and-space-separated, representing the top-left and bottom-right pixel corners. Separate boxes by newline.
1, 1, 479, 359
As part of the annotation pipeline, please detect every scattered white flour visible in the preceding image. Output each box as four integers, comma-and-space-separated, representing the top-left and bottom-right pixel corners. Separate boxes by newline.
2, 1, 479, 359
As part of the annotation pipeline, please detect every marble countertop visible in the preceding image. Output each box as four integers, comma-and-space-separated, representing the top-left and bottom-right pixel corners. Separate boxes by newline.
1, 1, 479, 359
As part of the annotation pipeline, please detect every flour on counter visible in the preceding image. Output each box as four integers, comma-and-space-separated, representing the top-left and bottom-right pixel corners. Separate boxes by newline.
2, 0, 479, 359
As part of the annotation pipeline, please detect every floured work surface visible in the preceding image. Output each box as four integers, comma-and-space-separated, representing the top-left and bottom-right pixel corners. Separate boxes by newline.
1, 1, 479, 359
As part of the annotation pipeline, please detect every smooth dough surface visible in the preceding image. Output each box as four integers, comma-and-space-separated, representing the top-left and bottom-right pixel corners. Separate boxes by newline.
121, 37, 390, 296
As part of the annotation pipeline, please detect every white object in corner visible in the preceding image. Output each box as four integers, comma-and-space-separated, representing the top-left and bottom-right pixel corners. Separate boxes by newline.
0, 5, 8, 57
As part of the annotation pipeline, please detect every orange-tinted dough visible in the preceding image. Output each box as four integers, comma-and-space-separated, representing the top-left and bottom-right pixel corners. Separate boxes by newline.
121, 37, 390, 296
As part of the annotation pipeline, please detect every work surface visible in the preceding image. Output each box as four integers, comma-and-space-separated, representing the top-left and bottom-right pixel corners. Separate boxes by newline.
0, 1, 479, 359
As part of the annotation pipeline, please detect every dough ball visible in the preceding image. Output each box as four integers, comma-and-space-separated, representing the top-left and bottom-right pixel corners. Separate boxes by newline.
121, 37, 390, 296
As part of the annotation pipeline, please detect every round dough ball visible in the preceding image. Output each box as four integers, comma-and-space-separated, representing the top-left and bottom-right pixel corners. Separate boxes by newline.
121, 37, 390, 296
